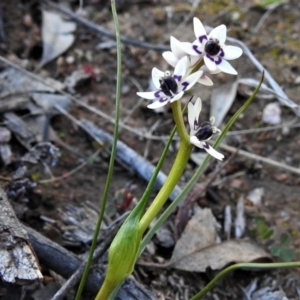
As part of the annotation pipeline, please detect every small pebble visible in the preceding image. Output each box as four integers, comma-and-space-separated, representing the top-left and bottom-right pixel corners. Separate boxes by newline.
0, 127, 11, 143
262, 102, 281, 125
274, 173, 288, 182
66, 55, 75, 64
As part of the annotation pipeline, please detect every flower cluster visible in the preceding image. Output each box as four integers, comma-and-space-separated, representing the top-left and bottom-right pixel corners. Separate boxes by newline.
137, 56, 202, 109
137, 18, 242, 160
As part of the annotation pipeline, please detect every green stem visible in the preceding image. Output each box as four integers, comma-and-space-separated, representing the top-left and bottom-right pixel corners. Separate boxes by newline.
190, 261, 300, 300
140, 73, 265, 259
191, 59, 204, 74
138, 142, 192, 234
138, 100, 191, 234
172, 99, 190, 141
105, 125, 179, 300
96, 280, 115, 300
75, 1, 122, 299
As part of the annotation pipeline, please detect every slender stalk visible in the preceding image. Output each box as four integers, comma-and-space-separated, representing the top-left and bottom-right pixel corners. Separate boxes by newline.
138, 100, 191, 234
75, 1, 122, 299
140, 73, 265, 256
138, 141, 192, 234
140, 149, 212, 253
191, 59, 204, 74
106, 125, 179, 300
172, 99, 190, 141
190, 261, 300, 300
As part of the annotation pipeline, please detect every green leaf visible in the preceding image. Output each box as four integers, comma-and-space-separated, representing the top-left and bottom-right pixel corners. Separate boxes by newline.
261, 229, 274, 240
255, 216, 265, 223
281, 248, 295, 262
270, 245, 281, 256
279, 232, 291, 247
270, 233, 295, 262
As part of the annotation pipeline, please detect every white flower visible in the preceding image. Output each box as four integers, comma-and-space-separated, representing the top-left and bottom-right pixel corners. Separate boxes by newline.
137, 56, 202, 109
188, 98, 224, 161
162, 36, 213, 86
179, 18, 243, 75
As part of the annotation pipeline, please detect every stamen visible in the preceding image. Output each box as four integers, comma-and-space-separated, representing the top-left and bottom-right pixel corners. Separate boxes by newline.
160, 76, 178, 97
195, 122, 213, 141
204, 39, 221, 56
164, 71, 171, 77
212, 126, 221, 135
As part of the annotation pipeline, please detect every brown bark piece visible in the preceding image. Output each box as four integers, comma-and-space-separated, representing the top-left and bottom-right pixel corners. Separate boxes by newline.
0, 187, 43, 284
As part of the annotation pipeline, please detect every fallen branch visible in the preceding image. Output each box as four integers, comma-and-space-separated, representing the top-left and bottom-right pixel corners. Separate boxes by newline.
219, 143, 300, 176
79, 118, 182, 201
44, 0, 168, 51
25, 225, 154, 299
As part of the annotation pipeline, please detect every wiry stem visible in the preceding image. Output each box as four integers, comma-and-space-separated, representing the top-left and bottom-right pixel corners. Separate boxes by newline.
138, 100, 191, 234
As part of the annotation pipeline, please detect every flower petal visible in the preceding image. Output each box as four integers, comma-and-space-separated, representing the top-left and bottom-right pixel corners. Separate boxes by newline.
222, 46, 243, 60
187, 54, 200, 68
200, 64, 221, 75
204, 55, 217, 71
194, 97, 202, 116
216, 59, 238, 75
190, 136, 204, 149
136, 91, 158, 100
170, 91, 184, 103
179, 70, 203, 92
152, 68, 165, 89
188, 98, 202, 134
188, 102, 195, 134
202, 142, 224, 160
147, 99, 170, 109
162, 51, 178, 68
193, 17, 207, 40
209, 24, 227, 44
173, 56, 188, 81
177, 41, 201, 56
198, 74, 213, 86
170, 36, 186, 58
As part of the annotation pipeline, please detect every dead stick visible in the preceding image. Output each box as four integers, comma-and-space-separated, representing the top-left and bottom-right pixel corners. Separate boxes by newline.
51, 227, 114, 300
79, 119, 182, 201
25, 225, 154, 299
44, 0, 169, 52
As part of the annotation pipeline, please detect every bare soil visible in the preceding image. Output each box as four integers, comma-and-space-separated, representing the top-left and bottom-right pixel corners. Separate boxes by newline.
0, 0, 300, 299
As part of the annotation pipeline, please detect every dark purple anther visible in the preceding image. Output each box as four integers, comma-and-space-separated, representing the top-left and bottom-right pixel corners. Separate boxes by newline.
159, 76, 178, 97
195, 121, 213, 141
204, 39, 221, 56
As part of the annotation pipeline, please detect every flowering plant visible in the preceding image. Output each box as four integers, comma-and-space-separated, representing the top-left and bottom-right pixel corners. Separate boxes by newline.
92, 16, 244, 299
76, 6, 267, 300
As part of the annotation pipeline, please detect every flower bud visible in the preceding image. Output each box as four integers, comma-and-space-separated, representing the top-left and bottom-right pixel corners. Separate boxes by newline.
98, 208, 143, 299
